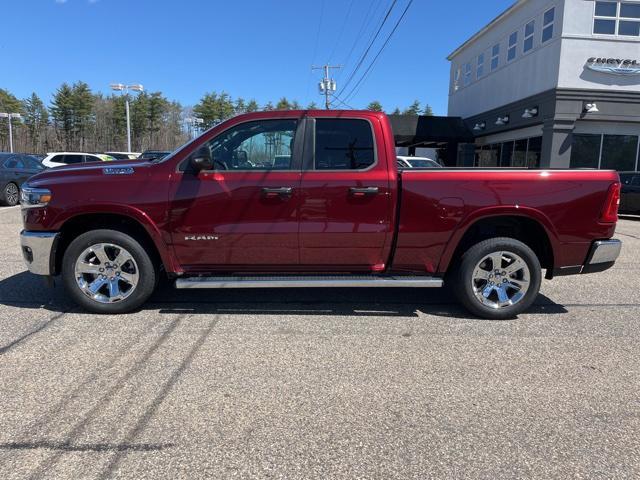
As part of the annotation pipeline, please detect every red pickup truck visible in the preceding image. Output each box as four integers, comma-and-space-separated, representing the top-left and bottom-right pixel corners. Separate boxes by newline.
19, 110, 622, 319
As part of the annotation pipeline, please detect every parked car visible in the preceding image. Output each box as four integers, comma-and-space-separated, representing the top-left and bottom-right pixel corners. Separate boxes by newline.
0, 153, 45, 206
138, 150, 171, 161
42, 152, 116, 168
19, 110, 622, 319
396, 155, 442, 169
620, 172, 640, 214
105, 152, 141, 160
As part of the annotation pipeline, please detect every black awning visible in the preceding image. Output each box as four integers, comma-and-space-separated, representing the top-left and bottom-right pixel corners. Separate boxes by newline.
389, 115, 474, 147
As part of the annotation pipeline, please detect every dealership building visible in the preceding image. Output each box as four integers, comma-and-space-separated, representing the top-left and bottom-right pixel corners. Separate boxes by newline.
448, 0, 640, 170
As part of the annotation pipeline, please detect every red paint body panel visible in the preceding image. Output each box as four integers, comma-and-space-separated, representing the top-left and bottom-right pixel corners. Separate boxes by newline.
298, 111, 396, 270
168, 170, 301, 272
395, 169, 618, 274
22, 110, 619, 278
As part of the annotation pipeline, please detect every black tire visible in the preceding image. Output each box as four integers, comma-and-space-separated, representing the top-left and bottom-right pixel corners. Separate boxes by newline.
61, 229, 157, 314
451, 237, 542, 320
1, 182, 20, 206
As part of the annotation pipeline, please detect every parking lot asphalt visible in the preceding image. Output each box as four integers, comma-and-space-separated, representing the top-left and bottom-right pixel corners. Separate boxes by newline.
0, 205, 638, 479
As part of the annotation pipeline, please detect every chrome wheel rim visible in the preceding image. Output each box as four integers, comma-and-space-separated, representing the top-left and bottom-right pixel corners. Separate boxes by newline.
6, 183, 18, 205
471, 251, 530, 309
74, 243, 139, 304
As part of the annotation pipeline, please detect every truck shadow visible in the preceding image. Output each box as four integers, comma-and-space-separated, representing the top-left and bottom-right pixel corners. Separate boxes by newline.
0, 271, 568, 320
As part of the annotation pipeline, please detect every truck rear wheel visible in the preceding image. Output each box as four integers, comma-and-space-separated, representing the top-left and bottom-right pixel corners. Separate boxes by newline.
61, 229, 157, 314
452, 237, 541, 320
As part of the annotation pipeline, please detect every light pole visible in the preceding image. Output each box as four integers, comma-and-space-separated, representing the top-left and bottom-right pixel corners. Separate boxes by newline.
109, 83, 144, 152
0, 112, 22, 153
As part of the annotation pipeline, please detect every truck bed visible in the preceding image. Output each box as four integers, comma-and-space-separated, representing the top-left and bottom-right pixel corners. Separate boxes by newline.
393, 168, 619, 275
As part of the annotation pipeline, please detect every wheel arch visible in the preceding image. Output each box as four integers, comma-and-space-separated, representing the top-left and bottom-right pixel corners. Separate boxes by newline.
439, 209, 557, 276
53, 211, 178, 276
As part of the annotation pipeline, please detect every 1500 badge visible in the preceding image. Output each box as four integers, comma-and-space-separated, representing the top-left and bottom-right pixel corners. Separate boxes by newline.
184, 235, 219, 241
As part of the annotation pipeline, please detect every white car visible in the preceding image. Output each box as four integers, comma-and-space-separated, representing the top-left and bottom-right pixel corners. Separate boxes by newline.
42, 152, 116, 168
105, 152, 141, 160
396, 155, 443, 169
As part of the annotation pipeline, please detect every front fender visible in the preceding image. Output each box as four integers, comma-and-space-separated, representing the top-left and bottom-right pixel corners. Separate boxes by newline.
51, 203, 182, 274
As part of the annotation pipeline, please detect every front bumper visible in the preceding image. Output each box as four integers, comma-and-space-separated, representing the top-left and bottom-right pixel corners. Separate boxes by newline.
582, 239, 622, 274
20, 230, 60, 276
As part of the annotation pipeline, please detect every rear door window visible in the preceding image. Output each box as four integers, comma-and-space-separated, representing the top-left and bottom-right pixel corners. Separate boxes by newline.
3, 156, 24, 169
314, 118, 375, 170
62, 155, 83, 164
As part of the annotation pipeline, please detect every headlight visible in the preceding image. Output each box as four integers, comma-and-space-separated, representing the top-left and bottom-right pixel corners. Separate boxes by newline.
21, 186, 52, 209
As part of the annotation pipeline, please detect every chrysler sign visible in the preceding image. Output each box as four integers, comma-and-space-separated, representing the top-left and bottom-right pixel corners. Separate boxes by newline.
586, 57, 640, 76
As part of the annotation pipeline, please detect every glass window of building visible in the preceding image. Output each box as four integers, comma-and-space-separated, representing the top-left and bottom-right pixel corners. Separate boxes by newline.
570, 134, 601, 168
601, 135, 638, 171
507, 31, 518, 61
524, 20, 535, 52
512, 139, 528, 167
491, 44, 500, 71
464, 62, 472, 86
500, 141, 515, 167
526, 137, 542, 168
476, 145, 500, 167
619, 2, 640, 36
542, 7, 555, 42
477, 53, 484, 79
594, 1, 640, 36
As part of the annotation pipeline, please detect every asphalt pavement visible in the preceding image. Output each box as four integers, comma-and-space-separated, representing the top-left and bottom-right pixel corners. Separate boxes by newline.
0, 205, 638, 479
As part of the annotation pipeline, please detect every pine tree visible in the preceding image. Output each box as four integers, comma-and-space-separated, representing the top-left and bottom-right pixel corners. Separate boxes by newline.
22, 93, 48, 152
147, 92, 168, 149
276, 97, 292, 110
50, 83, 75, 150
402, 100, 421, 116
70, 81, 95, 150
245, 99, 260, 112
0, 89, 23, 151
423, 104, 434, 116
306, 101, 319, 109
193, 91, 235, 129
0, 89, 22, 113
234, 98, 246, 114
366, 100, 383, 112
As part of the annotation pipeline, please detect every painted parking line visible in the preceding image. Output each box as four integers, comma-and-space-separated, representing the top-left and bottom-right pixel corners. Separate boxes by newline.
0, 206, 20, 214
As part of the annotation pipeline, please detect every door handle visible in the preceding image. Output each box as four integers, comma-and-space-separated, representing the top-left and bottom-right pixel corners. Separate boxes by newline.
349, 186, 379, 197
262, 187, 293, 198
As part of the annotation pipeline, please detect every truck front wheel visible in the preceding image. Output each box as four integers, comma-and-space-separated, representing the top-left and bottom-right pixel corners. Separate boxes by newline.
452, 237, 542, 320
61, 229, 157, 314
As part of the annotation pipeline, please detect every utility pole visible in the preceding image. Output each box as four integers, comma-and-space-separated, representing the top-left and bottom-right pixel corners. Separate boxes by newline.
0, 112, 21, 153
312, 64, 341, 109
109, 83, 144, 152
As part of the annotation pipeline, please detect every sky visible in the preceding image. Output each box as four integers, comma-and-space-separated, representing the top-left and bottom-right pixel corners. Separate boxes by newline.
2, 0, 514, 115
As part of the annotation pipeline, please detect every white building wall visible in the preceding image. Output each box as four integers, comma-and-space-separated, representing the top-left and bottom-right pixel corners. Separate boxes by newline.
448, 0, 564, 118
558, 0, 640, 91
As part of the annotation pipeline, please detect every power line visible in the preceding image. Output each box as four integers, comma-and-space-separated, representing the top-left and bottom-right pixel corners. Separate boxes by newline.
338, 0, 382, 78
336, 0, 384, 81
342, 0, 414, 104
330, 96, 355, 110
338, 0, 398, 97
328, 0, 355, 63
305, 0, 326, 104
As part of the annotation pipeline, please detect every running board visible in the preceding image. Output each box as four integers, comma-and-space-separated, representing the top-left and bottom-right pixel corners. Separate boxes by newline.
175, 275, 443, 289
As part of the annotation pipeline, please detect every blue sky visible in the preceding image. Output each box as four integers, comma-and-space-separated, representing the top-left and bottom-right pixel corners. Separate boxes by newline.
3, 0, 514, 114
